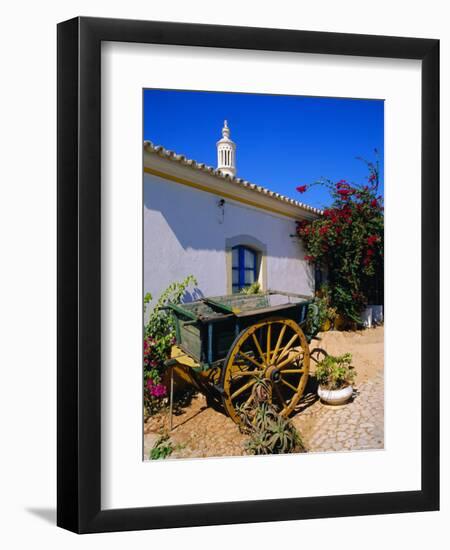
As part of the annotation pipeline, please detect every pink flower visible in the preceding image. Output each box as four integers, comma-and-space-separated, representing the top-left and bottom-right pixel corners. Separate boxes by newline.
146, 378, 167, 398
150, 383, 167, 398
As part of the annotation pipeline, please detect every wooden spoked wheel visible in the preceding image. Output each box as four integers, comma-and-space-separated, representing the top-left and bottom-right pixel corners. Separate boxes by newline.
221, 317, 310, 425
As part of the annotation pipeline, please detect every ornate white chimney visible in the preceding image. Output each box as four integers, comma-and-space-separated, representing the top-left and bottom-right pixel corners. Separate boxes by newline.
216, 120, 236, 177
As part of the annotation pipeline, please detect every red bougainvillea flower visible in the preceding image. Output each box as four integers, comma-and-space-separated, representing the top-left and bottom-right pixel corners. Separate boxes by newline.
336, 180, 351, 190
296, 185, 308, 193
294, 163, 383, 322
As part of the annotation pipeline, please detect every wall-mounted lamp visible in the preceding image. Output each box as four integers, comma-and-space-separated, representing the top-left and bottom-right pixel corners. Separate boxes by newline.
217, 199, 225, 224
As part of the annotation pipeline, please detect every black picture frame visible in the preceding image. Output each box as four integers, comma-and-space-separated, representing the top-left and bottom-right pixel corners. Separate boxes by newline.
57, 16, 439, 533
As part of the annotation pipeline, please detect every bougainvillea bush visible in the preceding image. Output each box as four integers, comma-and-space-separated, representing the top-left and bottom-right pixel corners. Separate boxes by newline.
143, 275, 197, 417
296, 159, 383, 323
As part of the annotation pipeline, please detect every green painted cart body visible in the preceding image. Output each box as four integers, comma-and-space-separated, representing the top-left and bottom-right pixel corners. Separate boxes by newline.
165, 290, 314, 426
166, 290, 313, 371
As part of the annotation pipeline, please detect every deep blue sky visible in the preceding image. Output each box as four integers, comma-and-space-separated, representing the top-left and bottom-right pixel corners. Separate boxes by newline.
143, 89, 384, 209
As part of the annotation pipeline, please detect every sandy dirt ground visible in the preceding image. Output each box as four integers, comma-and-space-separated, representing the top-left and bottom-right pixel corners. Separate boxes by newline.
144, 326, 384, 459
313, 326, 384, 383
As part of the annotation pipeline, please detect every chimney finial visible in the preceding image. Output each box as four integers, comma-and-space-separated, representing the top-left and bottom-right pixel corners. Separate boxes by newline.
217, 120, 236, 177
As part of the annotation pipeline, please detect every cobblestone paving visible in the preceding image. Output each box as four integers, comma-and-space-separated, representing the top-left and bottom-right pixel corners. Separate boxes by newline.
292, 371, 384, 453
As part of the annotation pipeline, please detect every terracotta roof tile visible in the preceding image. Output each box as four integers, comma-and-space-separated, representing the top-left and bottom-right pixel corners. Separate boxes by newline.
144, 141, 322, 216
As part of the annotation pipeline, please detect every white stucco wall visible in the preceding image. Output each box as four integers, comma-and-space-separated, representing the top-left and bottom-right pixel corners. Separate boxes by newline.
143, 172, 314, 303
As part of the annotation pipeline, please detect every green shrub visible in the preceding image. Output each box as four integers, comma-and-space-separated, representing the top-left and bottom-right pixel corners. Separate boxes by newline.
237, 382, 305, 455
240, 281, 261, 295
149, 434, 175, 460
144, 275, 197, 417
243, 402, 305, 455
305, 297, 329, 337
315, 353, 356, 390
304, 285, 337, 338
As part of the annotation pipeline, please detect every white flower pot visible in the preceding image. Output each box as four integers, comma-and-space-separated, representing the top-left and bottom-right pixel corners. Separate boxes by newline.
371, 305, 383, 325
361, 306, 372, 328
318, 384, 353, 405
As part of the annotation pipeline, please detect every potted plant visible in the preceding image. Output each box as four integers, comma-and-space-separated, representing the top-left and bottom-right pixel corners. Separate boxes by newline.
314, 285, 337, 331
315, 353, 356, 405
360, 305, 373, 328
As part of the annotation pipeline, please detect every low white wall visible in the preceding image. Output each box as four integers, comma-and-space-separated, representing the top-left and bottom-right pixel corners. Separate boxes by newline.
143, 172, 314, 304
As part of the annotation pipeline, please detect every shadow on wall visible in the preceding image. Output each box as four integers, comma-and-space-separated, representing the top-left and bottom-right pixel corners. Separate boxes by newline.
182, 287, 205, 303
143, 174, 303, 260
306, 263, 315, 291
143, 287, 204, 325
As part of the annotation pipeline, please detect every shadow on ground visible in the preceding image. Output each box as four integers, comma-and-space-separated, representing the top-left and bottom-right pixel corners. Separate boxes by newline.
25, 507, 56, 525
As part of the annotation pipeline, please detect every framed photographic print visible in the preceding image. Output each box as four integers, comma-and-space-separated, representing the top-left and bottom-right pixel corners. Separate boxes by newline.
57, 17, 439, 533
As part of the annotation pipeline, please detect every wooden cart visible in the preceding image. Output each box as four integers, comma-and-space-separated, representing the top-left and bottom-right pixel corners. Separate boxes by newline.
165, 290, 313, 426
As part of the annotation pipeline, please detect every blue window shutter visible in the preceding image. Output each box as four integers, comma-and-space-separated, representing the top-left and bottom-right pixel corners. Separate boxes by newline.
239, 246, 245, 289
232, 245, 257, 292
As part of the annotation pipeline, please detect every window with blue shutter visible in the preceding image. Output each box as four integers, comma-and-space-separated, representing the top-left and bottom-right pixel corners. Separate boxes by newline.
232, 245, 257, 292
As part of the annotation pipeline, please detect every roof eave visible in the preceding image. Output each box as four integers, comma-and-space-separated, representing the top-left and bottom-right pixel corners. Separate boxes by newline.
143, 141, 322, 220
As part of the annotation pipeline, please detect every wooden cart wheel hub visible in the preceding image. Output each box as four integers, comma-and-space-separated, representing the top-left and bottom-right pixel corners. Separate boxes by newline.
221, 316, 310, 425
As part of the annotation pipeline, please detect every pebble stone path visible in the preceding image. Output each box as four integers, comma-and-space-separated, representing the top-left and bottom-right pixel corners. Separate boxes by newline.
293, 371, 384, 453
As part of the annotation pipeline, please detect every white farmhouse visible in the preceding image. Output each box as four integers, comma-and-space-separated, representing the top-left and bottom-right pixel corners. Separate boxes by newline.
143, 122, 321, 303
